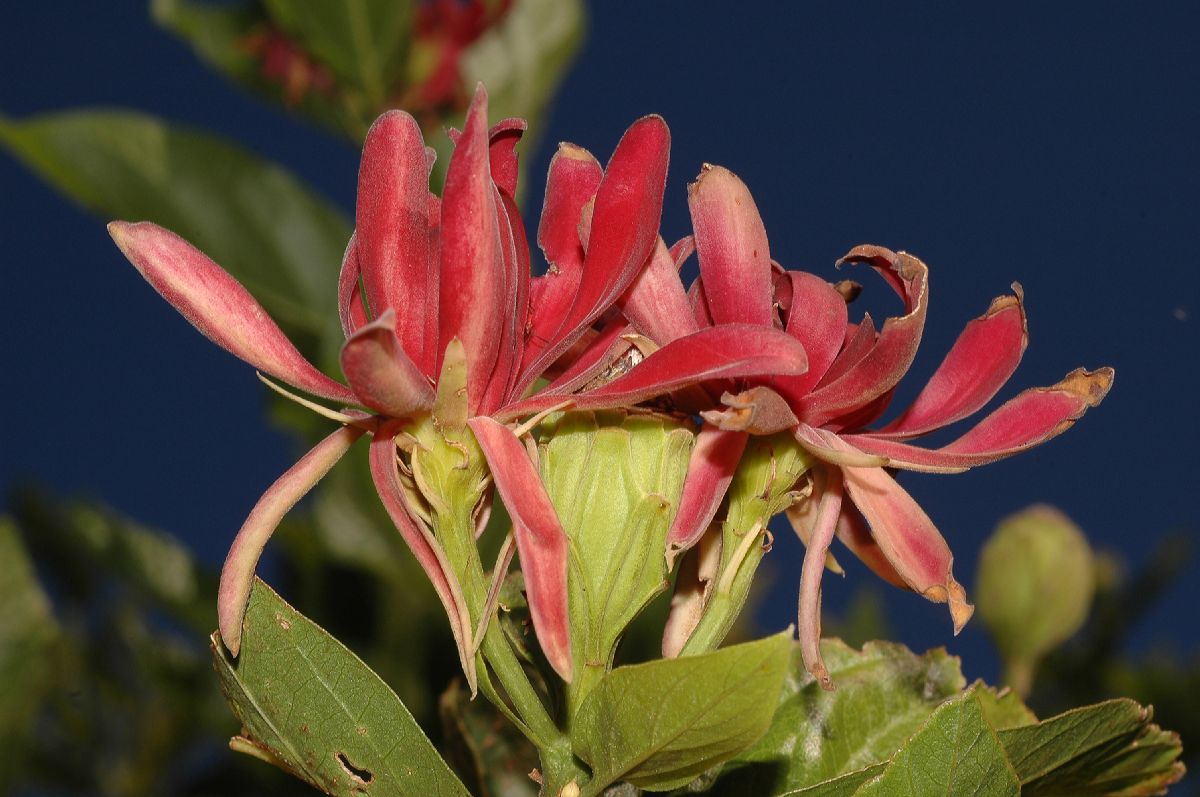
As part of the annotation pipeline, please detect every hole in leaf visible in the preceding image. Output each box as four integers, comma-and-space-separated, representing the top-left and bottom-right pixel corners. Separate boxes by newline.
336, 752, 374, 785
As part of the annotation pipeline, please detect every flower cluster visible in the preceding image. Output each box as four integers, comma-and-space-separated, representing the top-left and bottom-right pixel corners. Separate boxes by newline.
112, 85, 1110, 699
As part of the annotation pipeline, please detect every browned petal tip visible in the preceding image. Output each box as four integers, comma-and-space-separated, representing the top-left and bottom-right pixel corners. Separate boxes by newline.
556, 141, 599, 163
985, 291, 1023, 318
836, 243, 896, 268
1063, 366, 1115, 406
834, 280, 862, 303
922, 571, 974, 635
836, 244, 927, 282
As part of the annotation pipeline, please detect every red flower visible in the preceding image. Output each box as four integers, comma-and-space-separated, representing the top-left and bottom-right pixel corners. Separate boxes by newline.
110, 88, 808, 684
625, 165, 1112, 687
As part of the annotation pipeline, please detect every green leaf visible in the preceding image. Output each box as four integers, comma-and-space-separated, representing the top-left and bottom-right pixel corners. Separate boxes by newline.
776, 764, 886, 797
264, 0, 413, 111
0, 110, 349, 355
212, 578, 470, 796
0, 518, 59, 789
571, 631, 791, 794
12, 489, 218, 633
712, 640, 965, 795
973, 681, 1037, 731
998, 699, 1185, 795
854, 688, 1020, 797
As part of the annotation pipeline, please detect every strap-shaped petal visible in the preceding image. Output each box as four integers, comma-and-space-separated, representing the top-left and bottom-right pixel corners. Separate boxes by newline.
524, 144, 604, 374
369, 425, 477, 690
797, 468, 844, 690
619, 237, 699, 345
689, 164, 773, 326
834, 505, 908, 589
218, 425, 365, 656
497, 324, 808, 420
543, 318, 633, 395
487, 118, 527, 198
815, 314, 877, 389
468, 418, 573, 682
357, 111, 437, 373
438, 85, 505, 412
802, 246, 929, 427
821, 434, 973, 634
877, 287, 1027, 438
110, 221, 355, 404
480, 188, 530, 413
847, 367, 1114, 472
772, 271, 850, 401
340, 309, 435, 418
665, 426, 748, 566
518, 115, 671, 391
337, 234, 368, 338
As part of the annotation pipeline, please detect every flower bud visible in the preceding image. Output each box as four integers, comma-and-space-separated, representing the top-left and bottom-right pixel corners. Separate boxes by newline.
976, 504, 1095, 695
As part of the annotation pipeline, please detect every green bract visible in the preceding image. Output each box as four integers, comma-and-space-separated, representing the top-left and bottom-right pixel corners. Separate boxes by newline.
536, 410, 694, 713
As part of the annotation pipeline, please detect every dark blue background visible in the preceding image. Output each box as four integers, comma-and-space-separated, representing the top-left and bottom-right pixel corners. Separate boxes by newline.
2, 2, 1197, 682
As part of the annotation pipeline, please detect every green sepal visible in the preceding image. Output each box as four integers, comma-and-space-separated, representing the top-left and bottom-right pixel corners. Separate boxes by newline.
682, 432, 812, 656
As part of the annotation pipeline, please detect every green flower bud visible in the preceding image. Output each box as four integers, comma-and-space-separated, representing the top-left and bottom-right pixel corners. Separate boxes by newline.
976, 504, 1095, 696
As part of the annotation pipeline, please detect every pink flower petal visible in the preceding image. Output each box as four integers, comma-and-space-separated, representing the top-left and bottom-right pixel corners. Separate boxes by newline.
847, 367, 1114, 471
356, 111, 437, 374
793, 423, 889, 468
543, 317, 632, 394
688, 165, 773, 327
523, 144, 604, 376
497, 324, 808, 420
802, 246, 929, 427
834, 505, 908, 589
370, 423, 477, 687
438, 85, 505, 412
517, 115, 671, 391
468, 418, 573, 682
662, 526, 722, 657
878, 287, 1027, 438
478, 186, 529, 413
109, 221, 355, 404
815, 314, 877, 390
665, 426, 748, 566
797, 468, 845, 689
337, 234, 368, 338
670, 235, 696, 269
218, 425, 365, 656
339, 309, 435, 418
772, 271, 850, 401
817, 434, 973, 633
619, 237, 699, 345
487, 118, 527, 198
